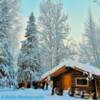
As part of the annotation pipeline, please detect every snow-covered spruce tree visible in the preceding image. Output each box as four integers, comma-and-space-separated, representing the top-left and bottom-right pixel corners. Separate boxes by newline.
17, 13, 41, 85
39, 0, 76, 70
0, 0, 20, 67
79, 10, 100, 67
0, 0, 20, 87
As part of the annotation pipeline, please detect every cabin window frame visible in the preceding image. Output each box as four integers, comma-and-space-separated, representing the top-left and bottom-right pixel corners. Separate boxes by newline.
75, 77, 89, 87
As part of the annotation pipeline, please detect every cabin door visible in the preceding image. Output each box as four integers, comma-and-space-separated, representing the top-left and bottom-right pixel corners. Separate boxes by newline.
62, 74, 72, 90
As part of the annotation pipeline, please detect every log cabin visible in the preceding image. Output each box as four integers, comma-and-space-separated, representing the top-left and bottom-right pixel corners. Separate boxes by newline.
40, 60, 100, 100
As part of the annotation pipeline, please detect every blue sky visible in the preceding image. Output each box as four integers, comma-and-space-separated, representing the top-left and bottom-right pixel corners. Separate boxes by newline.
20, 0, 100, 41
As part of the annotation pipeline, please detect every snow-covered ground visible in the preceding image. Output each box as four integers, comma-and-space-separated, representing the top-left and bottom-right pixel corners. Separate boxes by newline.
0, 88, 90, 100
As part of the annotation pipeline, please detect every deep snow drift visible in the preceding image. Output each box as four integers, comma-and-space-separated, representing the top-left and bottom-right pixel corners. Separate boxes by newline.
0, 88, 90, 100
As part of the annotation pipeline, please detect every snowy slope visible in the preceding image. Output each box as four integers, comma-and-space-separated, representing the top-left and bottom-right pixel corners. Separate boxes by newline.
0, 88, 88, 100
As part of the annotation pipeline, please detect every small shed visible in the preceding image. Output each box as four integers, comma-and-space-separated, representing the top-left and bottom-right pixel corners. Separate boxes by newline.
40, 60, 100, 99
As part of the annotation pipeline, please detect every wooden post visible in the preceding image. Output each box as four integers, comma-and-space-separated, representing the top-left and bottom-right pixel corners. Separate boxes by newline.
93, 78, 98, 100
30, 74, 32, 88
94, 79, 98, 100
24, 80, 27, 88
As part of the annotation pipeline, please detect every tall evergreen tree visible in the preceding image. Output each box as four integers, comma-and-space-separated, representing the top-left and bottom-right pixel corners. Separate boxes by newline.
17, 13, 41, 85
0, 0, 20, 87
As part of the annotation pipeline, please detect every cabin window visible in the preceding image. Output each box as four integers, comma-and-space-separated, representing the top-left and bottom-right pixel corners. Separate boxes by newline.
75, 77, 88, 87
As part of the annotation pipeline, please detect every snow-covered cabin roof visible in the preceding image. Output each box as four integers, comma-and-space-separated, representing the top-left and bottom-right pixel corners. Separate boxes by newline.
41, 60, 100, 80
